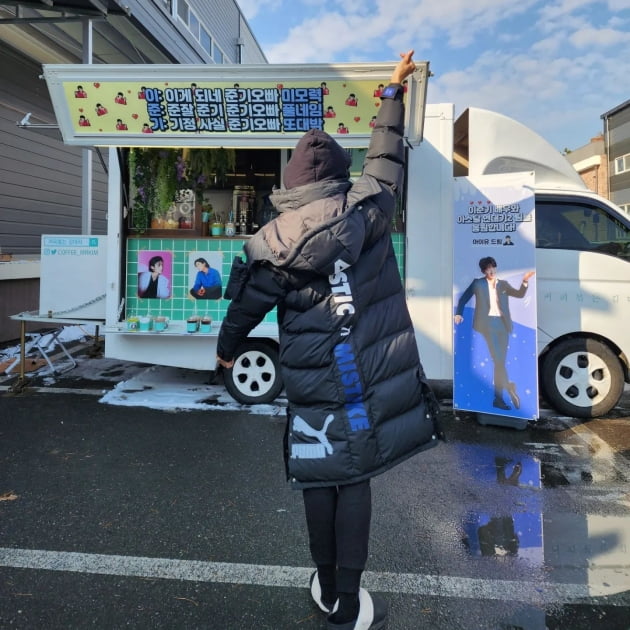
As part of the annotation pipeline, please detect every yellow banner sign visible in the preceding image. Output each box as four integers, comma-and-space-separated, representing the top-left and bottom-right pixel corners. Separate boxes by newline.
63, 79, 406, 136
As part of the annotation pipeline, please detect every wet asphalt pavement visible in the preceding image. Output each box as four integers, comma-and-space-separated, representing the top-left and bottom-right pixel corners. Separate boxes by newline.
0, 354, 629, 629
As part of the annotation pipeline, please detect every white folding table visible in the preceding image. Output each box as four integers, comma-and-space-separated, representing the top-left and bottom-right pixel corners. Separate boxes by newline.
7, 311, 105, 392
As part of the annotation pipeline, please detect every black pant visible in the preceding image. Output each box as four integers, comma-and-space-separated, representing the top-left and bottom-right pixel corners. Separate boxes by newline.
481, 316, 509, 397
189, 285, 222, 300
302, 480, 371, 593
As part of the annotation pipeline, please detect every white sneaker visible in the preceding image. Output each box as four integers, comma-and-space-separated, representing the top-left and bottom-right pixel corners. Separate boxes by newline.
310, 570, 338, 614
326, 588, 388, 630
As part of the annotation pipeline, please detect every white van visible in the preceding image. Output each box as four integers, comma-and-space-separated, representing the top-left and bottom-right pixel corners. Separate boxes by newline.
408, 105, 630, 418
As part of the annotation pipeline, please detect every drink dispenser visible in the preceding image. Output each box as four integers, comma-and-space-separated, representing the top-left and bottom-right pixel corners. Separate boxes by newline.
232, 186, 256, 235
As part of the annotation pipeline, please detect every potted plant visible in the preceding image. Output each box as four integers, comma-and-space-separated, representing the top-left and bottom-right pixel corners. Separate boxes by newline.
211, 208, 225, 236
201, 202, 213, 236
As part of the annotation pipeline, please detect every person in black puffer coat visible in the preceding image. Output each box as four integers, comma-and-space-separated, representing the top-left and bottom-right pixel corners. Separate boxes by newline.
217, 50, 444, 630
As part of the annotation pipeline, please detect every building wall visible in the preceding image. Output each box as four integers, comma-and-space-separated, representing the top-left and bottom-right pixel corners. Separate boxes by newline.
0, 0, 267, 259
604, 102, 630, 212
0, 46, 108, 256
112, 0, 266, 65
0, 279, 40, 343
565, 136, 608, 198
579, 163, 608, 198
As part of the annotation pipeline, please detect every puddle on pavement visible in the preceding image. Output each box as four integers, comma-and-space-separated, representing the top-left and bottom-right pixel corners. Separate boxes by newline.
460, 447, 544, 565
456, 442, 630, 615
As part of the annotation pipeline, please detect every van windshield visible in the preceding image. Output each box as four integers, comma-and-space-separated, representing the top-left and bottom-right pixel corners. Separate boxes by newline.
536, 201, 630, 261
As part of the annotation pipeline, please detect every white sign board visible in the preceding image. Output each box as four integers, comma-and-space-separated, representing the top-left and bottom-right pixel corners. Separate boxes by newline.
39, 235, 107, 318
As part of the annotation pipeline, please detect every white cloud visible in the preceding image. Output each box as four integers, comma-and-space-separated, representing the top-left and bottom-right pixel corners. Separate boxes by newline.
245, 0, 629, 148
538, 0, 597, 21
264, 12, 397, 63
428, 44, 623, 149
570, 26, 630, 46
261, 0, 542, 62
237, 0, 282, 21
530, 36, 562, 54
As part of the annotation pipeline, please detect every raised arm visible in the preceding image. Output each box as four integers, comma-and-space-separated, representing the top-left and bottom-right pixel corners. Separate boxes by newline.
361, 50, 417, 209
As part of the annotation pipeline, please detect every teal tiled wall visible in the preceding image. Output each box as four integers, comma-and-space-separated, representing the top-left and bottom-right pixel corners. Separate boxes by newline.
126, 234, 405, 323
391, 232, 405, 279
126, 237, 270, 324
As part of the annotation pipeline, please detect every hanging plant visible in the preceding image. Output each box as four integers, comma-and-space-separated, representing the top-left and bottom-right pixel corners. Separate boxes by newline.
185, 147, 236, 197
129, 148, 180, 230
155, 149, 179, 219
129, 148, 152, 233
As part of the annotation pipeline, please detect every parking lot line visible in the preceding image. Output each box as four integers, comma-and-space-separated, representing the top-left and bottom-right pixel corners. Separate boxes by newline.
0, 546, 623, 606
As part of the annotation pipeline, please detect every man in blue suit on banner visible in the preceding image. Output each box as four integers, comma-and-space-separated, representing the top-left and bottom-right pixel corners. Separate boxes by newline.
454, 256, 535, 411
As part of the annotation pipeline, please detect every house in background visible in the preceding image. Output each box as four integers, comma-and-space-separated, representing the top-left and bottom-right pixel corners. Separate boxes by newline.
565, 99, 630, 219
602, 100, 630, 217
0, 0, 267, 342
565, 134, 608, 199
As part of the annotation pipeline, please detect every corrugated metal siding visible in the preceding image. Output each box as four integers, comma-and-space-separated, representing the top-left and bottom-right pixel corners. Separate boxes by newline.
187, 0, 267, 64
188, 0, 238, 62
118, 1, 209, 64
238, 18, 268, 64
0, 45, 107, 256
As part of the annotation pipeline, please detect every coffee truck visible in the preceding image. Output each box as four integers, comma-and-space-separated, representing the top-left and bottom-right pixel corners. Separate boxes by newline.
42, 62, 630, 417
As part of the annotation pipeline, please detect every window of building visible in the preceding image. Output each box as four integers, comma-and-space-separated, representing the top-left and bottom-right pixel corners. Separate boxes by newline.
176, 1, 214, 60
188, 10, 200, 39
614, 153, 630, 175
177, 0, 188, 22
200, 26, 212, 57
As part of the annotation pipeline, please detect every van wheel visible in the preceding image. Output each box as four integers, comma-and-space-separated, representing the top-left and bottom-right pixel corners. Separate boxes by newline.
222, 340, 283, 405
540, 338, 624, 418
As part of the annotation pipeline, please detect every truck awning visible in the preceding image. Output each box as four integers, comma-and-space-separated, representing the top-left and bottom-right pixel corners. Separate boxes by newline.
42, 61, 430, 148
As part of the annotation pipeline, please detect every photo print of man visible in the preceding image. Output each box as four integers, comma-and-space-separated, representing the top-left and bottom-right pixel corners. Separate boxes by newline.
137, 250, 172, 299
188, 251, 223, 300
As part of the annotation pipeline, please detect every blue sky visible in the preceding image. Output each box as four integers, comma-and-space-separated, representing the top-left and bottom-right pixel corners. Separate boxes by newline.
238, 0, 630, 152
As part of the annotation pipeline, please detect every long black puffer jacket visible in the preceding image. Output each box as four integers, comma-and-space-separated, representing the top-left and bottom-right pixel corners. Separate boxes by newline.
217, 89, 444, 489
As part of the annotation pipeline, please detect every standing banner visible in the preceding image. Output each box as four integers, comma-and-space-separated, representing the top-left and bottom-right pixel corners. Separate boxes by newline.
453, 173, 538, 420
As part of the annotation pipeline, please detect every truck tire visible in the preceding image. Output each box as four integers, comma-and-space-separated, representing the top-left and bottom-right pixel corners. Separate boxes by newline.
540, 338, 624, 418
222, 340, 284, 405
